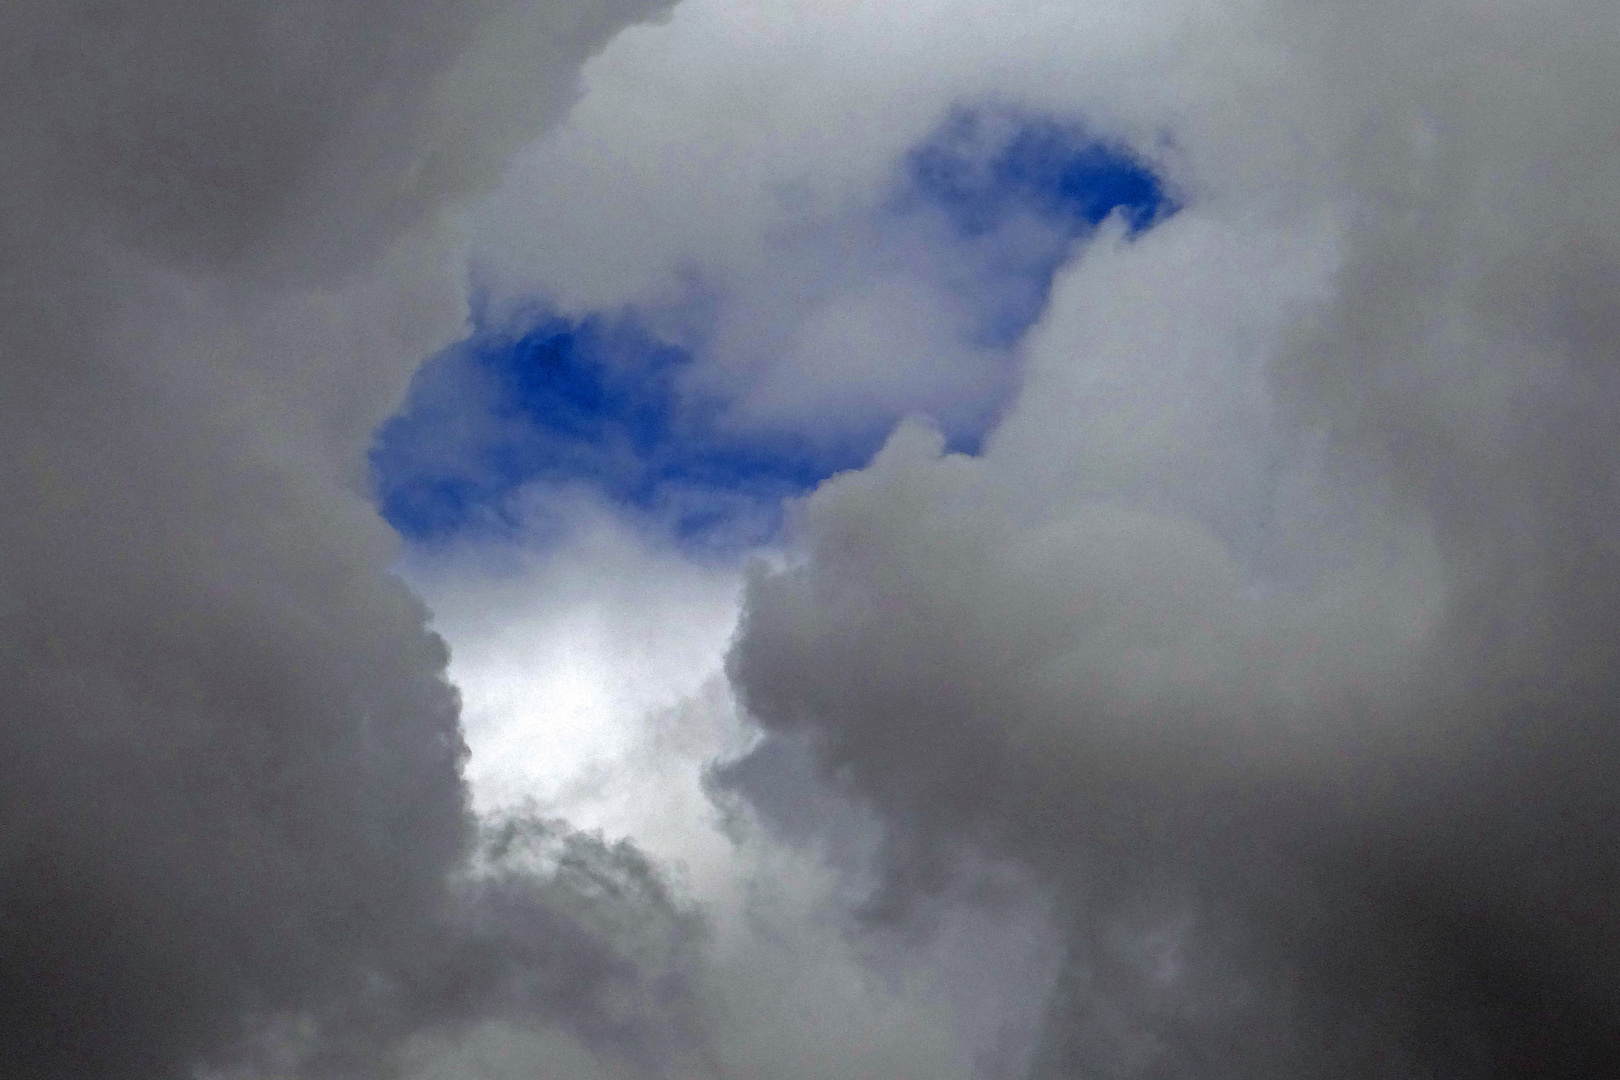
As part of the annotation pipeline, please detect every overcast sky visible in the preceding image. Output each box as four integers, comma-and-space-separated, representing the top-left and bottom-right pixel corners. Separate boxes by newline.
5, 1, 1620, 1078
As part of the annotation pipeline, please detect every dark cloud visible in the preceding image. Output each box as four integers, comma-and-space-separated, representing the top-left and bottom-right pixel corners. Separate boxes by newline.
728, 2, 1620, 1075
220, 811, 712, 1079
0, 1, 686, 1076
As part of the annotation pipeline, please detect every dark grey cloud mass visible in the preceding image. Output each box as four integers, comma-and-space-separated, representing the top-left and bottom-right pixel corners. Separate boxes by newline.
728, 2, 1620, 1077
0, 2, 691, 1077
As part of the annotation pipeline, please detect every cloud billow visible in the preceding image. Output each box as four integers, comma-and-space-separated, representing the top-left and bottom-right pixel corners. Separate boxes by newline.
0, 1, 703, 1076
727, 2, 1620, 1075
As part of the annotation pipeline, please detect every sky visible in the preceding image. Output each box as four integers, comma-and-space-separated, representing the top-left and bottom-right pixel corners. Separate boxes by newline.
5, 2, 1620, 1079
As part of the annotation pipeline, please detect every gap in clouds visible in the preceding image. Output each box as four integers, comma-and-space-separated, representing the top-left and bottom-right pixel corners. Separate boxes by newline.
371, 308, 829, 555
371, 104, 1172, 555
899, 106, 1174, 348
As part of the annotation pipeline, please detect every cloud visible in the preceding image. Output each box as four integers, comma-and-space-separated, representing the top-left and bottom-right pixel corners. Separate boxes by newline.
0, 1, 691, 1076
399, 502, 1063, 1080
726, 1, 1620, 1075
18, 0, 1618, 1075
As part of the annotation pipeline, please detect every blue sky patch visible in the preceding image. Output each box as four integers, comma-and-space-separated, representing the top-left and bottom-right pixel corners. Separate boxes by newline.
907, 107, 1170, 237
372, 312, 850, 553
899, 106, 1174, 347
372, 106, 1173, 552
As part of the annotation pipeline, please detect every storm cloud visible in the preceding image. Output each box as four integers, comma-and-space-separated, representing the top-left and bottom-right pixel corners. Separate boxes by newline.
0, 1, 694, 1076
728, 1, 1620, 1076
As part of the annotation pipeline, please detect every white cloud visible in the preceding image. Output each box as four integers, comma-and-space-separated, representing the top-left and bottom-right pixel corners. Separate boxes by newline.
406, 502, 1066, 1079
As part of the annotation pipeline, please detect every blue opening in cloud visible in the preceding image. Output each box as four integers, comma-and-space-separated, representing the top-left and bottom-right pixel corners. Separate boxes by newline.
908, 108, 1170, 237
372, 311, 844, 551
901, 106, 1174, 347
372, 106, 1173, 552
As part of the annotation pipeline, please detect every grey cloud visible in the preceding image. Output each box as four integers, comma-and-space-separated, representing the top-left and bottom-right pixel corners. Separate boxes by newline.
0, 0, 663, 285
221, 812, 713, 1080
0, 1, 683, 1076
728, 2, 1620, 1075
